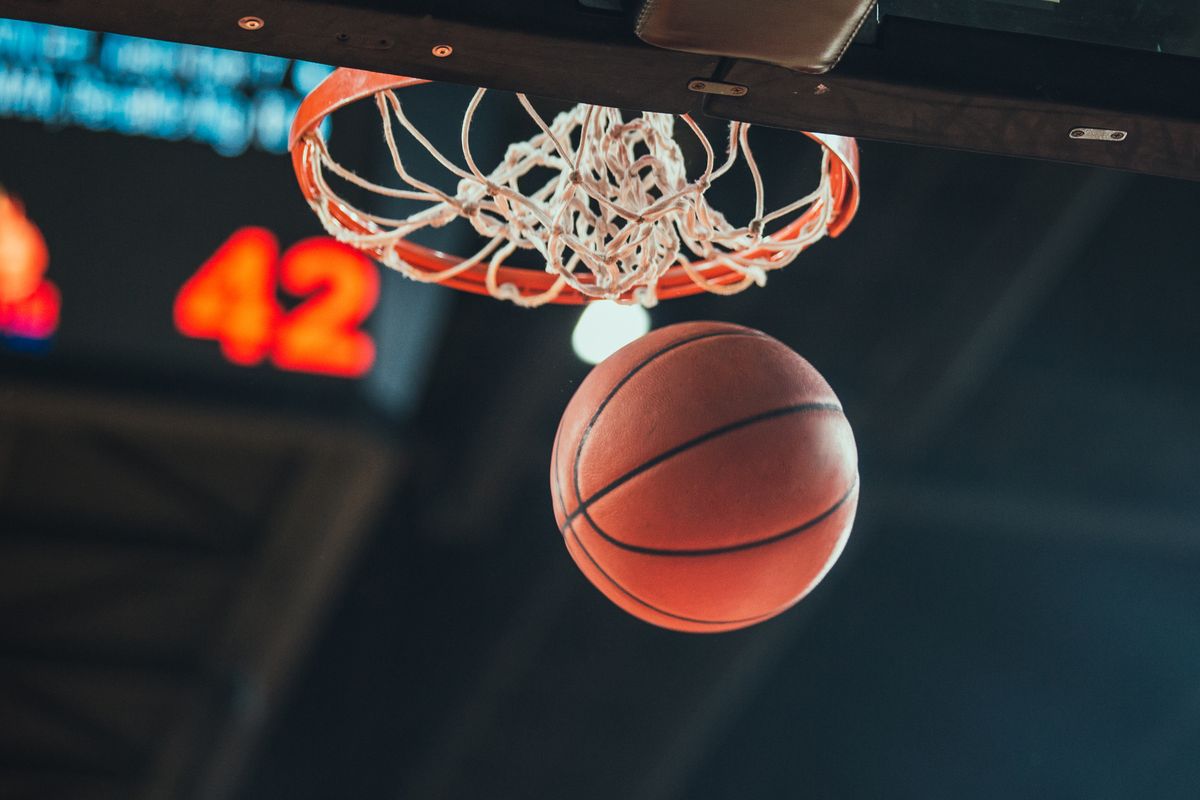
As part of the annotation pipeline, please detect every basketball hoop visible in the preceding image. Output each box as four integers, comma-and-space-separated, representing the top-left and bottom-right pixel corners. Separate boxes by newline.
290, 69, 860, 307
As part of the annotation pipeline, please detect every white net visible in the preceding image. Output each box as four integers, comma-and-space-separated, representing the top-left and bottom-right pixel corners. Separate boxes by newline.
299, 86, 842, 307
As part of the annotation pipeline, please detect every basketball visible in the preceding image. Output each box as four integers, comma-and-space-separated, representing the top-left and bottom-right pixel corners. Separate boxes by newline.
551, 321, 859, 633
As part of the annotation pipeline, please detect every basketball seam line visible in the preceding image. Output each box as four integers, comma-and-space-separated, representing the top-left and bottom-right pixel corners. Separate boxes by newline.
572, 327, 768, 557
567, 327, 852, 556
559, 448, 844, 628
568, 518, 781, 628
557, 439, 779, 627
555, 383, 776, 627
569, 474, 859, 557
566, 401, 844, 529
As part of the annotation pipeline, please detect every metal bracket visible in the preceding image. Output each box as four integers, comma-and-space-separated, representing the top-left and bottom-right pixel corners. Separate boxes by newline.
1068, 127, 1128, 142
687, 79, 748, 97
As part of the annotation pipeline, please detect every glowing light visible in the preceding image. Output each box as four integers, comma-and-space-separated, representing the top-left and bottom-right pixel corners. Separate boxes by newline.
0, 193, 57, 344
175, 227, 378, 378
0, 193, 49, 304
174, 227, 279, 365
0, 19, 331, 156
571, 300, 651, 364
0, 278, 60, 340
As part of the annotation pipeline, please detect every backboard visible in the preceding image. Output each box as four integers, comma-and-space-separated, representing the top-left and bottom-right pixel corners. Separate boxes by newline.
0, 0, 1196, 180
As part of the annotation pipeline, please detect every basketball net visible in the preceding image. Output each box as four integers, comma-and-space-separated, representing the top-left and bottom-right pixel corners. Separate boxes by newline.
291, 70, 860, 307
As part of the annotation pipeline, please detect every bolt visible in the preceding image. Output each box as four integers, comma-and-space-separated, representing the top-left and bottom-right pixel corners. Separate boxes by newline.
729, 86, 747, 96
1111, 131, 1125, 140
238, 16, 265, 31
690, 81, 707, 91
432, 44, 453, 58
1070, 128, 1085, 138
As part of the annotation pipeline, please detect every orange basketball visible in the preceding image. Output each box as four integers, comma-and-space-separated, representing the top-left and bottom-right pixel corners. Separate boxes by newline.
551, 321, 859, 633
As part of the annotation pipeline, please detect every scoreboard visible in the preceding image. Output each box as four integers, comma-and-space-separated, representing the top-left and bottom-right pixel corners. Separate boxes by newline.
0, 19, 449, 416
174, 228, 378, 379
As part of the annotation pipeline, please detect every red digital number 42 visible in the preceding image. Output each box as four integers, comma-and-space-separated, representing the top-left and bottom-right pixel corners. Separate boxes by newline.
174, 227, 379, 378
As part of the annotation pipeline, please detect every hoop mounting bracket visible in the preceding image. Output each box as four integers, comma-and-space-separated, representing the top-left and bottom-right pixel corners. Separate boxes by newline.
687, 79, 748, 97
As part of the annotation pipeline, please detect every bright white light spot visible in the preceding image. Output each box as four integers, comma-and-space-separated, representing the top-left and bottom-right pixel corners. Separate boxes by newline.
571, 300, 651, 364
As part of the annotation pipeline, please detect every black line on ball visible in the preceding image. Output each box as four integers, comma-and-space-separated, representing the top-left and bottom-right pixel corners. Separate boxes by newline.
556, 378, 776, 627
566, 511, 781, 628
564, 401, 843, 528
565, 475, 859, 556
571, 328, 767, 552
569, 327, 854, 557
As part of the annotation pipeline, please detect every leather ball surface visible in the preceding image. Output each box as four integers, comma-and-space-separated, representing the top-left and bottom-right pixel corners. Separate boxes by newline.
551, 321, 859, 633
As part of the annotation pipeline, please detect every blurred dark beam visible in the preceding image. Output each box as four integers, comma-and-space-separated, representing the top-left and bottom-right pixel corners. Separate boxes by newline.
1, 381, 401, 800
144, 437, 399, 800
400, 561, 577, 800
900, 170, 1131, 449
0, 513, 245, 557
84, 433, 261, 545
628, 600, 831, 800
0, 382, 377, 451
869, 477, 1200, 555
391, 314, 592, 796
422, 313, 579, 543
6, 671, 147, 775
0, 751, 132, 780
0, 555, 181, 619
866, 167, 1131, 454
0, 424, 16, 490
0, 646, 201, 679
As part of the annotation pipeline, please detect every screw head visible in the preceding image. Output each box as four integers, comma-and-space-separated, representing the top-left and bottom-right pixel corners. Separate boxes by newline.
729, 86, 747, 96
1069, 128, 1085, 138
237, 16, 265, 31
432, 44, 453, 58
689, 81, 707, 91
1110, 131, 1125, 140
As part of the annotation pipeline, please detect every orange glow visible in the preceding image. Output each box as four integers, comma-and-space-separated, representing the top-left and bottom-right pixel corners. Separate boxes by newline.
0, 193, 49, 305
175, 227, 279, 365
175, 227, 378, 378
273, 238, 379, 377
0, 278, 60, 340
0, 194, 57, 341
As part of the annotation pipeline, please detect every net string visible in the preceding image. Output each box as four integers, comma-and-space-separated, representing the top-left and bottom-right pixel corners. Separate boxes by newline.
299, 87, 839, 307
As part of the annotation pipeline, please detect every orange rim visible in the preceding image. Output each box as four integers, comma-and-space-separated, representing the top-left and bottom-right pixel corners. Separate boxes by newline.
290, 68, 861, 305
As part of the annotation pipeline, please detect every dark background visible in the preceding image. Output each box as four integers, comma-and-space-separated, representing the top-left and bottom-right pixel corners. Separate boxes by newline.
240, 148, 1200, 800
3, 16, 1200, 800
